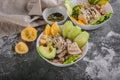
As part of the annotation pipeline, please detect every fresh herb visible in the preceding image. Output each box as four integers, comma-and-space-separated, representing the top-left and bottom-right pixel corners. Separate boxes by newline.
72, 5, 81, 19
63, 55, 80, 64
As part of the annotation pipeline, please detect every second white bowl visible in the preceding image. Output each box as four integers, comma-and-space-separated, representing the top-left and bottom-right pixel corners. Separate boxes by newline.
43, 6, 68, 25
68, 0, 113, 30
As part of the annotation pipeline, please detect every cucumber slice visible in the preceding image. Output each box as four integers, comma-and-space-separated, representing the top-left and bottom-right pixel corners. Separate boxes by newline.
62, 21, 74, 38
74, 31, 89, 48
68, 26, 82, 41
64, 0, 73, 15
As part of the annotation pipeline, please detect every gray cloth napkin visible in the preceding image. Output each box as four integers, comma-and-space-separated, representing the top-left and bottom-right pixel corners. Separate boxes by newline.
0, 0, 64, 38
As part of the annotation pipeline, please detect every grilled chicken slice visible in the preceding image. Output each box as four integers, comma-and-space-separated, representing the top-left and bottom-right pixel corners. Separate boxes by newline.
66, 39, 82, 55
78, 4, 101, 24
53, 35, 66, 54
58, 50, 67, 58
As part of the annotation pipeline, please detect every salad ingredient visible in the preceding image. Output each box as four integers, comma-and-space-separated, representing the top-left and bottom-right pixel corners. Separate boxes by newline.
37, 46, 56, 59
77, 20, 85, 24
62, 21, 74, 38
21, 26, 37, 42
40, 38, 47, 45
64, 0, 73, 15
52, 35, 66, 54
68, 26, 82, 41
74, 31, 89, 48
88, 0, 100, 5
58, 50, 67, 58
98, 0, 110, 6
67, 39, 82, 55
72, 5, 81, 19
47, 13, 64, 22
88, 0, 109, 5
63, 55, 80, 64
15, 42, 28, 54
44, 24, 51, 36
51, 22, 60, 36
91, 13, 113, 25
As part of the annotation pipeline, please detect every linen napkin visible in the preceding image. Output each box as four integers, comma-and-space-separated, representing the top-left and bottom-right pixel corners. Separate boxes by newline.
0, 0, 64, 38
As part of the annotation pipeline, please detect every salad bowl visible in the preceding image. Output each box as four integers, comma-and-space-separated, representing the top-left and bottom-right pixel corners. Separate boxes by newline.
36, 32, 88, 67
36, 21, 89, 67
66, 0, 113, 30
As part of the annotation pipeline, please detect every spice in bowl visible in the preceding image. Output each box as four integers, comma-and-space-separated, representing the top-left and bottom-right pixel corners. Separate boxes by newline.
47, 13, 64, 22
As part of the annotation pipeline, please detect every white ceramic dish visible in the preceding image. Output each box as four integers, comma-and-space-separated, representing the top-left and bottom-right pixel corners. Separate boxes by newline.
36, 28, 88, 67
67, 0, 113, 30
43, 6, 68, 25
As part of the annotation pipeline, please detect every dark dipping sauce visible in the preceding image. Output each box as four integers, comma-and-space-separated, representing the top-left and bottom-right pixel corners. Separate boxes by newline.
47, 13, 64, 22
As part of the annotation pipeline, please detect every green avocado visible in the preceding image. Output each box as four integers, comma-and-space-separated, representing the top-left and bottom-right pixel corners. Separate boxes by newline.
37, 46, 56, 59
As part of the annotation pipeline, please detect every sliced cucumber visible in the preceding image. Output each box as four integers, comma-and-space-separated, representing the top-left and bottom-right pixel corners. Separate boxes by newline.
68, 26, 82, 41
74, 31, 89, 48
64, 0, 73, 15
62, 21, 74, 38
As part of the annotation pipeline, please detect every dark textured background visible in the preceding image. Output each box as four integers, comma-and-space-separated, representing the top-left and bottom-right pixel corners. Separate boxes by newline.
0, 0, 120, 80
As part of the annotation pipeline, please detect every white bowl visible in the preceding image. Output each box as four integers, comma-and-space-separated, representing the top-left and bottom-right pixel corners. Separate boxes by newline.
36, 31, 88, 67
43, 6, 68, 25
68, 0, 113, 30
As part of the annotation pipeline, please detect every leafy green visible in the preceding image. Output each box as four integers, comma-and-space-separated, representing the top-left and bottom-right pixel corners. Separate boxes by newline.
63, 55, 80, 64
72, 5, 81, 19
91, 13, 113, 25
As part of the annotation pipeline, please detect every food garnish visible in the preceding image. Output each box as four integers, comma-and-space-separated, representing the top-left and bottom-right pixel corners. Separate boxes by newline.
21, 26, 37, 42
51, 22, 60, 36
15, 42, 29, 54
64, 0, 73, 15
44, 24, 51, 36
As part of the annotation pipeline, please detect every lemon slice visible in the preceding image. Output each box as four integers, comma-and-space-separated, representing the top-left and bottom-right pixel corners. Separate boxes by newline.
15, 42, 29, 54
44, 24, 51, 36
21, 26, 37, 42
51, 22, 60, 36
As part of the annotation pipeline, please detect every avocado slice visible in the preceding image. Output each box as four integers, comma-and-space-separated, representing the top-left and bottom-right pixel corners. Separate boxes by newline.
37, 46, 56, 59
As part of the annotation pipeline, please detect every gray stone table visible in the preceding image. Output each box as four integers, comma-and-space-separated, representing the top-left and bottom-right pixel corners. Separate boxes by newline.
0, 0, 120, 80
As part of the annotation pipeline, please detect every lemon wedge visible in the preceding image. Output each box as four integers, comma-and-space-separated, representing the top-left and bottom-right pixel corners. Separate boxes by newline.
15, 42, 29, 54
21, 26, 37, 42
